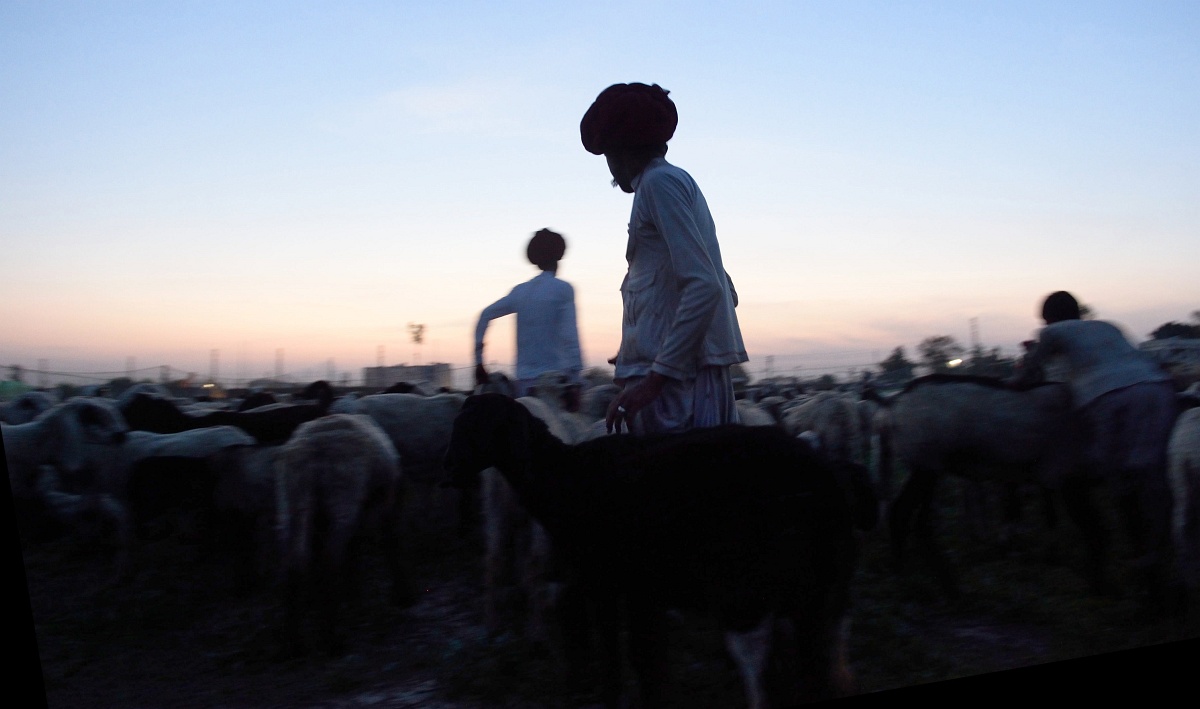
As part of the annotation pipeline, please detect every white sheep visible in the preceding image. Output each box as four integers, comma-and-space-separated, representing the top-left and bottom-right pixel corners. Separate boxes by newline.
868, 375, 1104, 599
1, 390, 59, 424
781, 392, 866, 466
5, 397, 128, 502
735, 398, 779, 427
276, 413, 412, 656
48, 425, 259, 586
329, 391, 466, 532
1168, 407, 1200, 588
5, 397, 129, 550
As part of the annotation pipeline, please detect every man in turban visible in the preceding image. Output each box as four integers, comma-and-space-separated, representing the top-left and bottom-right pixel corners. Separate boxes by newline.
580, 83, 748, 434
474, 229, 584, 399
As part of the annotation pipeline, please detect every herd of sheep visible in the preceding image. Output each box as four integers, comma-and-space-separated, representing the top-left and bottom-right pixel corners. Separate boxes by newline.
4, 371, 1200, 708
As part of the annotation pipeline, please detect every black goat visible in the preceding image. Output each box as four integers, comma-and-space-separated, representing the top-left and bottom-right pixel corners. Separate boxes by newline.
120, 380, 334, 444
444, 393, 877, 708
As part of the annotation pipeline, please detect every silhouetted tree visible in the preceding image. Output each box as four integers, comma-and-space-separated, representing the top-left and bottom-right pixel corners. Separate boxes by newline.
877, 347, 915, 384
918, 335, 965, 374
968, 346, 1017, 378
1150, 321, 1200, 339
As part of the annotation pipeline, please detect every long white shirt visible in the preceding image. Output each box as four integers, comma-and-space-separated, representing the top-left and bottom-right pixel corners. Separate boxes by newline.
475, 270, 583, 381
1028, 319, 1171, 409
615, 157, 747, 381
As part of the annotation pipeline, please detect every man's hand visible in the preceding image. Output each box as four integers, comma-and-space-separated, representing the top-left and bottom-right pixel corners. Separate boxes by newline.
606, 371, 669, 433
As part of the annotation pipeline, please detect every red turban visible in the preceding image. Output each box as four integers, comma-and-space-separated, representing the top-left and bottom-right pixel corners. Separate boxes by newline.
580, 83, 678, 155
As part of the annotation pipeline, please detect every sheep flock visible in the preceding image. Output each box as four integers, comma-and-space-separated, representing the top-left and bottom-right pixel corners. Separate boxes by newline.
6, 373, 1200, 707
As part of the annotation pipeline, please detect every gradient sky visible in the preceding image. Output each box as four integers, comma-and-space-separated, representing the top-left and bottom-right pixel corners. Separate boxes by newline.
2, 1, 1197, 388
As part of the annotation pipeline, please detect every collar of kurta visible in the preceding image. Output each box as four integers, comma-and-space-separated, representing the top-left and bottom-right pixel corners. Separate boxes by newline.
631, 157, 667, 192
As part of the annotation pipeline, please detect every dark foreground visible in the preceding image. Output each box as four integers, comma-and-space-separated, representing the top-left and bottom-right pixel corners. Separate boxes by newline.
17, 478, 1200, 708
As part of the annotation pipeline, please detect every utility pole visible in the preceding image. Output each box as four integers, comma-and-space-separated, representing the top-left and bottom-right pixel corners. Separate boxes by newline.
408, 323, 425, 366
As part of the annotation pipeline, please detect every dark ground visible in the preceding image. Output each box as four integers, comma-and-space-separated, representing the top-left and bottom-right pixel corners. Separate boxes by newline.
15, 477, 1200, 709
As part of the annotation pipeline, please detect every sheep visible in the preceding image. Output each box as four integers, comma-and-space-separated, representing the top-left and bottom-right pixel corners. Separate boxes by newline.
579, 383, 620, 421
735, 398, 780, 428
120, 380, 333, 445
5, 397, 129, 501
330, 391, 467, 533
1168, 407, 1200, 588
236, 390, 278, 411
41, 425, 260, 587
867, 374, 1104, 599
781, 391, 866, 466
4, 395, 129, 547
382, 381, 431, 395
754, 395, 791, 426
1, 390, 58, 424
276, 413, 413, 656
444, 393, 878, 709
115, 383, 175, 408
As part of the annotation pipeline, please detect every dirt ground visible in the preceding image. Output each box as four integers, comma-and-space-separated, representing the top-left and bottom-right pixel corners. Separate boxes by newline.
16, 478, 1200, 709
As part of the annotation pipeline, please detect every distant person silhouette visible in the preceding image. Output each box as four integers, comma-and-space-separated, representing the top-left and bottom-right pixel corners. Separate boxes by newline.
473, 229, 583, 400
580, 82, 747, 434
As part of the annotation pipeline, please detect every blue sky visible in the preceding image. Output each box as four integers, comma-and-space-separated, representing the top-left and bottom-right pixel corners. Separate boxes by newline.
2, 1, 1197, 386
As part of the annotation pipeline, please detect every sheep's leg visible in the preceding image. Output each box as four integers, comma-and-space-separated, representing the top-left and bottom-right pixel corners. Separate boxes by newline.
1060, 478, 1112, 595
909, 470, 959, 600
724, 613, 775, 709
959, 478, 989, 544
889, 466, 935, 568
279, 566, 308, 657
594, 592, 625, 709
383, 501, 415, 608
1180, 459, 1200, 587
482, 468, 515, 634
457, 477, 482, 538
215, 509, 257, 597
627, 599, 669, 709
830, 615, 855, 697
789, 607, 844, 702
999, 481, 1024, 549
523, 521, 554, 650
316, 536, 348, 656
557, 580, 595, 695
1118, 465, 1182, 615
875, 425, 894, 505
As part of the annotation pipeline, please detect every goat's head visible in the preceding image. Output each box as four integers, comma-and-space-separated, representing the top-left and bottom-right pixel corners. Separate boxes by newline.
444, 393, 539, 489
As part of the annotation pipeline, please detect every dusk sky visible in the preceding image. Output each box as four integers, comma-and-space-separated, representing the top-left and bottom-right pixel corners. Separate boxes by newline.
3, 2, 1197, 388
